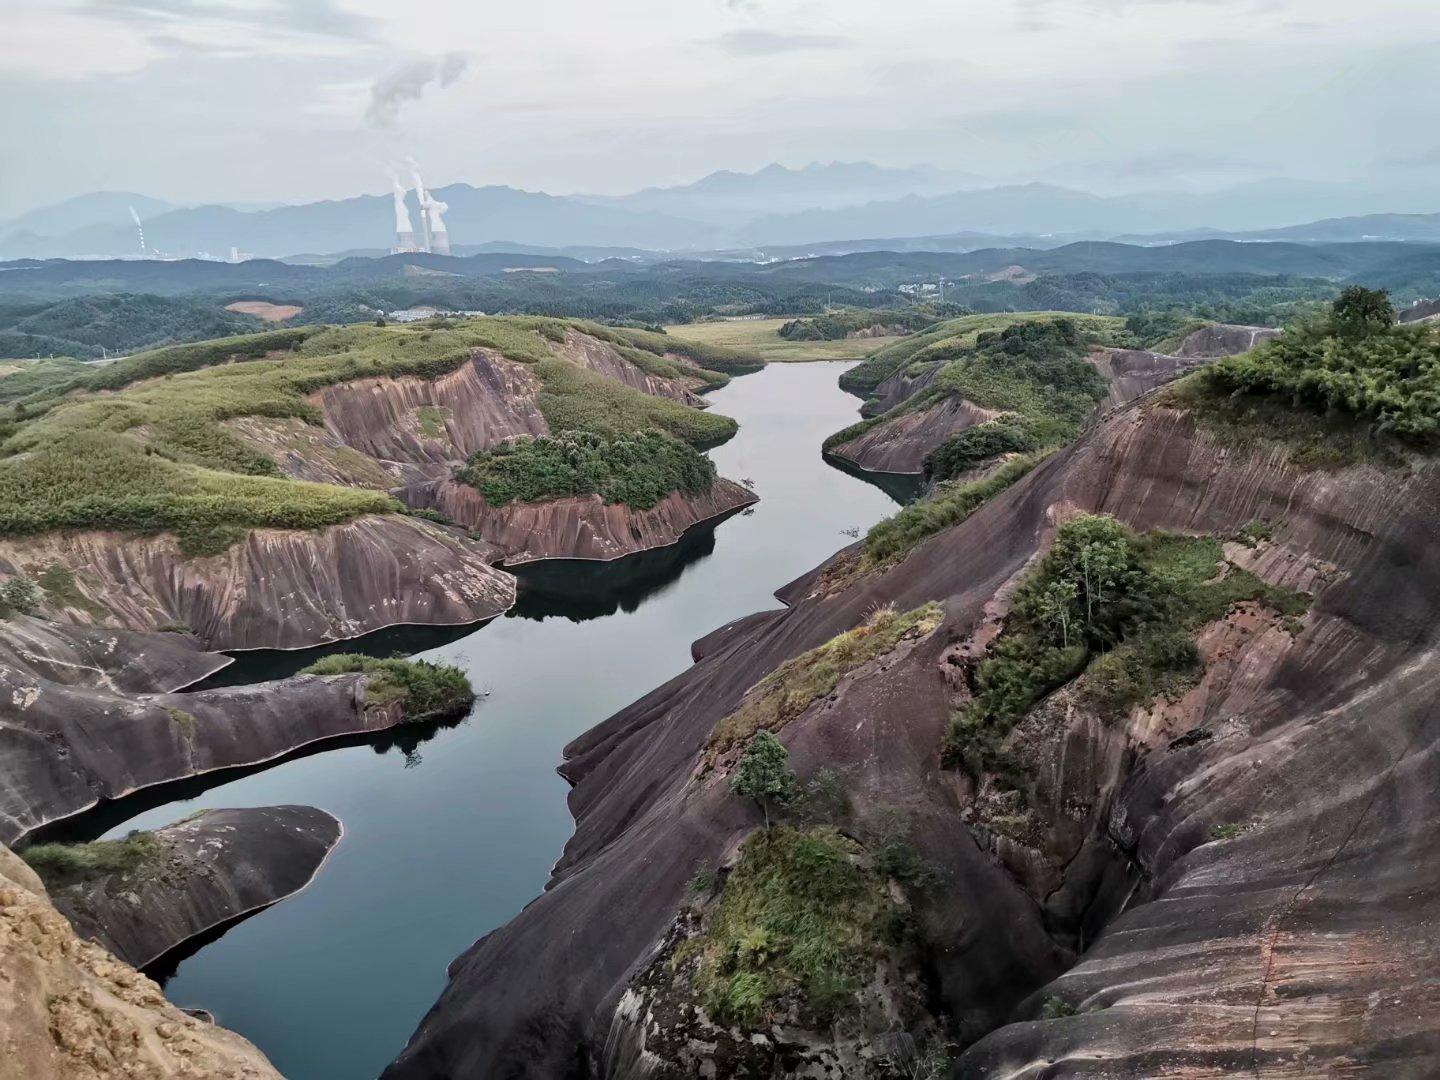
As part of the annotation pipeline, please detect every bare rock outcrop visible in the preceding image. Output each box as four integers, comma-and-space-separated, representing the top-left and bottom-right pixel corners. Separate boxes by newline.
0, 661, 407, 844
0, 843, 282, 1080
382, 394, 1440, 1079
42, 806, 341, 969
0, 615, 228, 693
412, 477, 758, 564
1175, 321, 1282, 357
0, 514, 516, 651
829, 397, 1004, 475
304, 350, 549, 485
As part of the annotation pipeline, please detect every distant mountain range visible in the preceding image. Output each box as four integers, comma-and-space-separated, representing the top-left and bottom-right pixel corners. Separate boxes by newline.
3, 164, 1438, 261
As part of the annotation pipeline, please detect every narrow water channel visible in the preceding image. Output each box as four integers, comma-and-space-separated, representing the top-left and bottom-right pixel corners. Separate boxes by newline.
89, 361, 906, 1080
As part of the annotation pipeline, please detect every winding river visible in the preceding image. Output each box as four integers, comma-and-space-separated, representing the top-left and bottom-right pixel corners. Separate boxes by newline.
80, 361, 910, 1080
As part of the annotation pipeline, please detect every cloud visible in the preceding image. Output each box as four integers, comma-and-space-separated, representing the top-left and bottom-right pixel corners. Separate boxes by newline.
85, 0, 377, 39
713, 29, 849, 55
366, 52, 471, 126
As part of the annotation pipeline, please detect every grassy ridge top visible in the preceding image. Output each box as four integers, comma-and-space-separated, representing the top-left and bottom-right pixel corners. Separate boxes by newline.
0, 317, 746, 555
838, 311, 1124, 397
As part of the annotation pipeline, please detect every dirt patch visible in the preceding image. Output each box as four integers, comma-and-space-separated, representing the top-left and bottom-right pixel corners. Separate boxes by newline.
226, 301, 303, 322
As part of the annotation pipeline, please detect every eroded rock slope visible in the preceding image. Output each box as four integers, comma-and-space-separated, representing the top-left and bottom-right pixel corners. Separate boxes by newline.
383, 387, 1440, 1078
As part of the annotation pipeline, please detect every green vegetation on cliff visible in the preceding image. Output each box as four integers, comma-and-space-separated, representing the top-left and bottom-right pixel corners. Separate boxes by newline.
22, 832, 165, 887
946, 514, 1310, 774
838, 311, 1122, 398
456, 430, 716, 509
826, 319, 1108, 477
709, 603, 942, 757
682, 826, 901, 1026
1203, 288, 1439, 445
0, 318, 739, 553
300, 654, 474, 720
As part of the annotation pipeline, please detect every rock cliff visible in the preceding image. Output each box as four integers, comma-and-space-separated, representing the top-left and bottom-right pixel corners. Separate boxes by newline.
0, 843, 282, 1079
39, 806, 341, 969
382, 387, 1440, 1078
0, 514, 517, 651
409, 477, 757, 564
0, 637, 410, 843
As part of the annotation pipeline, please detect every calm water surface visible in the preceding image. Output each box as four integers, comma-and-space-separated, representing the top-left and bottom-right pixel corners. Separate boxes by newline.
89, 361, 905, 1080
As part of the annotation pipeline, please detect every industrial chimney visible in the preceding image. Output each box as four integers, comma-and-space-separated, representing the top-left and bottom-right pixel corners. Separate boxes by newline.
391, 179, 420, 254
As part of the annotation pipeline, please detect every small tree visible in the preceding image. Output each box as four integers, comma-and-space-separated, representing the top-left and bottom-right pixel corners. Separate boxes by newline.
1331, 286, 1394, 338
0, 576, 41, 620
731, 731, 797, 829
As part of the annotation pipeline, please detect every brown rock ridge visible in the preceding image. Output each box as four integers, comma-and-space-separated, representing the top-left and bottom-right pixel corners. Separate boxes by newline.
0, 514, 516, 651
410, 477, 758, 565
381, 392, 1440, 1079
0, 626, 414, 842
0, 843, 282, 1080
42, 806, 342, 969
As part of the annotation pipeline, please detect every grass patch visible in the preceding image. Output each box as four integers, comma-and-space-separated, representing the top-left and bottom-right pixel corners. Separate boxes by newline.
862, 451, 1052, 566
456, 430, 715, 509
299, 654, 473, 720
532, 356, 736, 444
34, 565, 105, 617
708, 603, 942, 758
665, 317, 894, 363
682, 826, 899, 1027
945, 515, 1311, 774
22, 832, 166, 888
415, 405, 449, 437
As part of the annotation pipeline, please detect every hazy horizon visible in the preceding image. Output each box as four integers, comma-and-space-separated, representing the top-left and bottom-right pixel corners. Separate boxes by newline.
3, 0, 1438, 219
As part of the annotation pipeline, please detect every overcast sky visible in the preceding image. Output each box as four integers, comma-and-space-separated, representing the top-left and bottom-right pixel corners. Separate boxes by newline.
1, 0, 1437, 216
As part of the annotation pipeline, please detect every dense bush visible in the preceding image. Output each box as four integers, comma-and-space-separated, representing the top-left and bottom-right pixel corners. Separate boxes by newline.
456, 430, 715, 509
0, 574, 41, 618
1206, 292, 1439, 444
923, 416, 1042, 482
300, 654, 474, 720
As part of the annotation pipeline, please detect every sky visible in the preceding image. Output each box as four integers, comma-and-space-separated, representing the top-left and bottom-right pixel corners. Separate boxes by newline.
1, 0, 1438, 217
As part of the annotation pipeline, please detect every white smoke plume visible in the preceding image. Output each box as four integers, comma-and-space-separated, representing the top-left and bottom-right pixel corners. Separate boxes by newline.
128, 205, 145, 255
391, 177, 415, 234
409, 162, 449, 235
366, 52, 469, 127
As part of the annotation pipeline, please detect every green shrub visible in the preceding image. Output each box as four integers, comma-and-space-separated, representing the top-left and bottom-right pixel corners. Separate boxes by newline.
299, 654, 473, 720
924, 416, 1044, 482
456, 430, 715, 509
1205, 294, 1439, 445
684, 827, 899, 1026
0, 575, 41, 619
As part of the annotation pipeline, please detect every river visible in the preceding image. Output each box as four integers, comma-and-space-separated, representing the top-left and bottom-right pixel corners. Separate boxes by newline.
84, 361, 910, 1079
